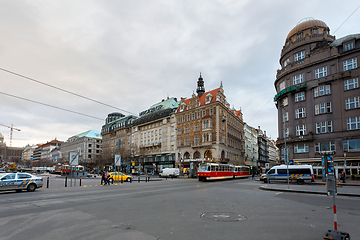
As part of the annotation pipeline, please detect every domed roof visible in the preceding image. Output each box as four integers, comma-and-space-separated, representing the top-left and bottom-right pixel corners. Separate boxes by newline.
286, 18, 328, 40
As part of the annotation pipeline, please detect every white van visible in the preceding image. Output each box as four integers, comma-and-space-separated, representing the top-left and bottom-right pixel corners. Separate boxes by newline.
264, 165, 314, 185
159, 168, 180, 178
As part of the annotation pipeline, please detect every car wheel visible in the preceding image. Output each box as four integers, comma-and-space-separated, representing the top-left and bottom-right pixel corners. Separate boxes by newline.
297, 179, 304, 185
126, 178, 131, 182
108, 178, 113, 184
27, 183, 36, 192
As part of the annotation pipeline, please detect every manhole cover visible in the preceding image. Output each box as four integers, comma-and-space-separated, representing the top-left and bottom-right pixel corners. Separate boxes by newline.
200, 212, 247, 222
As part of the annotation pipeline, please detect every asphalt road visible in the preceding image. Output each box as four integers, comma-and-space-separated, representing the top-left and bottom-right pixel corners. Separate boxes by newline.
0, 176, 359, 240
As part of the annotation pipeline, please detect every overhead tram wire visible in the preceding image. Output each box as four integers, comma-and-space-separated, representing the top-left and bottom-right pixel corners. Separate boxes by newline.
248, 96, 273, 122
0, 67, 136, 115
333, 4, 360, 34
0, 91, 104, 121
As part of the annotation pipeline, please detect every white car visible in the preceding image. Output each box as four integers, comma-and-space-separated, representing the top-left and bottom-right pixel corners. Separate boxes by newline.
0, 172, 43, 192
159, 168, 180, 178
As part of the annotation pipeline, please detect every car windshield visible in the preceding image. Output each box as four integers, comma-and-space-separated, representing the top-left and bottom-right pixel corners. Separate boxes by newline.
0, 173, 7, 178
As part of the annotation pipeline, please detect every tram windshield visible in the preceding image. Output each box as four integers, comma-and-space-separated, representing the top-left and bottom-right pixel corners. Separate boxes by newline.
199, 165, 209, 172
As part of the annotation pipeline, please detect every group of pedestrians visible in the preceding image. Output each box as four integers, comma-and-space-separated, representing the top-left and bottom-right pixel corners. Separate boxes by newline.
101, 170, 109, 185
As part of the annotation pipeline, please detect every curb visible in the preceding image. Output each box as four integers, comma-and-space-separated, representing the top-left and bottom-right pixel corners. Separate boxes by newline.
259, 186, 360, 197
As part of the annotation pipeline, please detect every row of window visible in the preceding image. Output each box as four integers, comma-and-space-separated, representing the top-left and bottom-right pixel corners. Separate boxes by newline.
291, 139, 360, 154
280, 58, 358, 90
283, 79, 359, 107
177, 108, 216, 124
177, 120, 212, 135
283, 116, 360, 138
284, 97, 359, 121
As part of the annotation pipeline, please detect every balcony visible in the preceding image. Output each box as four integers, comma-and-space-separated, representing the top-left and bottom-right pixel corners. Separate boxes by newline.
139, 142, 161, 148
191, 141, 213, 148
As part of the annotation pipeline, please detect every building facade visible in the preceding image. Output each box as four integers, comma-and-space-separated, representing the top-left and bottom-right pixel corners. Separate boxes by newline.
274, 18, 360, 175
131, 97, 179, 174
175, 75, 245, 176
32, 139, 62, 166
61, 130, 102, 165
101, 113, 137, 170
244, 123, 259, 168
21, 144, 39, 165
257, 129, 269, 165
0, 132, 24, 165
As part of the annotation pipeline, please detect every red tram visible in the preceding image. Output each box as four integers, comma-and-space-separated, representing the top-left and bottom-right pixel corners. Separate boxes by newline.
61, 164, 84, 175
198, 163, 250, 181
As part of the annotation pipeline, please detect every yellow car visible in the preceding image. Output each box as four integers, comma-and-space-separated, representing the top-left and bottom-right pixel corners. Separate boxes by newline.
107, 172, 132, 183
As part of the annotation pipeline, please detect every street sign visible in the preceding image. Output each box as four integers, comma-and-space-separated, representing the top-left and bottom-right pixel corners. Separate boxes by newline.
69, 152, 79, 166
114, 154, 121, 166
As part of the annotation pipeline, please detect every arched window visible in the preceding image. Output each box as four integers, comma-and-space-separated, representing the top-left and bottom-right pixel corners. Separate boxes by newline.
221, 150, 225, 161
193, 151, 200, 159
184, 152, 190, 159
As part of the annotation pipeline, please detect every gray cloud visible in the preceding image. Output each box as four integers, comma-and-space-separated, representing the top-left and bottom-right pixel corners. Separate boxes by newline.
1, 0, 359, 146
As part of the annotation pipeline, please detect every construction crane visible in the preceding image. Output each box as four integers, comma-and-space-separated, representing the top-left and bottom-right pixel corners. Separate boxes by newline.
0, 124, 21, 147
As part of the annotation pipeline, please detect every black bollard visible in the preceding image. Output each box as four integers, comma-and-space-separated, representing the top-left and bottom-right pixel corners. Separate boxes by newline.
47, 177, 49, 188
80, 176, 82, 186
65, 177, 67, 187
121, 177, 123, 184
138, 176, 140, 183
130, 177, 132, 183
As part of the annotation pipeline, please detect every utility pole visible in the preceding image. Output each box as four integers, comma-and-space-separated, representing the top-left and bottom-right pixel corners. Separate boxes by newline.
0, 124, 21, 147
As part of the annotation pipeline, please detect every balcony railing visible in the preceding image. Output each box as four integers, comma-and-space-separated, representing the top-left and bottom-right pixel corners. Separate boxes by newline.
191, 141, 213, 148
139, 142, 161, 148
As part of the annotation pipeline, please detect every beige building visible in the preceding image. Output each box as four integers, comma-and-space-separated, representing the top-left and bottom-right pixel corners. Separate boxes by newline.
61, 130, 102, 165
131, 97, 179, 173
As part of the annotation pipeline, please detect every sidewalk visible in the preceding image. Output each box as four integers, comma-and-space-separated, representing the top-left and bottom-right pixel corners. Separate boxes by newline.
259, 179, 360, 197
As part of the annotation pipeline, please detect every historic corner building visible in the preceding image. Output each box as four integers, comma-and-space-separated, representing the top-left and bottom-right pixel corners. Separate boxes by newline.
274, 18, 360, 176
175, 74, 245, 173
131, 97, 179, 173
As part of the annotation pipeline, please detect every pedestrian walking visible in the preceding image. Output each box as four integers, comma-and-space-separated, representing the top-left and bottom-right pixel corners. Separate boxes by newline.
101, 171, 106, 185
252, 170, 255, 180
105, 170, 109, 185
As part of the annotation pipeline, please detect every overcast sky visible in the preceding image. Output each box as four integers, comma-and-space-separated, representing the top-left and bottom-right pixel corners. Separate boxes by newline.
1, 0, 360, 148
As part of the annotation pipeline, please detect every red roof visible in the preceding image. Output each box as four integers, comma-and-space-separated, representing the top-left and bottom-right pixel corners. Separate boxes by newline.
178, 88, 220, 112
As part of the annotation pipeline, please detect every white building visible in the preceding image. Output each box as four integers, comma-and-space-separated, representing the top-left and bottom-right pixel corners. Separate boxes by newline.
61, 130, 102, 164
244, 123, 259, 168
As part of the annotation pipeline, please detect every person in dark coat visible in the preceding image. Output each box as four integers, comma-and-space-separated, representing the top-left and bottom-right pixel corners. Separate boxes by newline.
101, 171, 106, 185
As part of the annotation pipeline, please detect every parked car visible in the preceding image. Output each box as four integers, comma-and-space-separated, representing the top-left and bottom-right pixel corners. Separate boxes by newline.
0, 172, 43, 192
107, 172, 132, 184
159, 168, 180, 178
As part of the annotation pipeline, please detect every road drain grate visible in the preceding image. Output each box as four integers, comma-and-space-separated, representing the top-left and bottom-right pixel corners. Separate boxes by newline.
200, 212, 247, 222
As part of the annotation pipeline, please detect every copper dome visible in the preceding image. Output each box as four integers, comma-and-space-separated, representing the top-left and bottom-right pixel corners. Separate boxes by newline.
286, 18, 329, 40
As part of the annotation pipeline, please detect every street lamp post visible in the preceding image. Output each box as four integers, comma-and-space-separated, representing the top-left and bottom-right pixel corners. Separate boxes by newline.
282, 105, 289, 189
